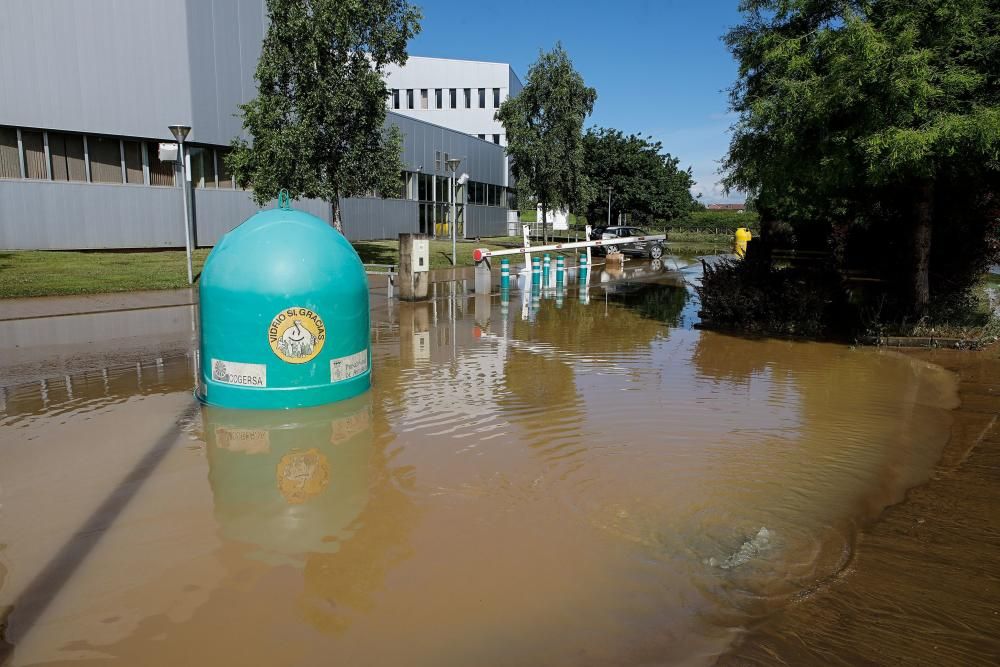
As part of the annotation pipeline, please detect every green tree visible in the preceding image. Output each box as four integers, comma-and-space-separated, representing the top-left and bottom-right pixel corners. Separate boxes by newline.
227, 0, 421, 232
497, 44, 597, 243
724, 0, 1000, 315
582, 127, 697, 227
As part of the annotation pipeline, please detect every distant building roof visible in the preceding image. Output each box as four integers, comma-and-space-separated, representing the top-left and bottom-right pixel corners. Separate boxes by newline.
706, 203, 746, 211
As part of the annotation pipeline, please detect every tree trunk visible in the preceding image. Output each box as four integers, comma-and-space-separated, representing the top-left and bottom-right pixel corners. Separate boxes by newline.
754, 201, 775, 268
332, 197, 344, 234
912, 179, 933, 317
541, 202, 548, 244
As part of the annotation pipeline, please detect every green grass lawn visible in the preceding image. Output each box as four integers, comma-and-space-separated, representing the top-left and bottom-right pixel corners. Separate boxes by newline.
0, 249, 213, 298
0, 239, 516, 299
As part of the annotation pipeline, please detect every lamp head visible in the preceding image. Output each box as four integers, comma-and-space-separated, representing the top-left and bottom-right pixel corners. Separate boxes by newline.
168, 124, 191, 142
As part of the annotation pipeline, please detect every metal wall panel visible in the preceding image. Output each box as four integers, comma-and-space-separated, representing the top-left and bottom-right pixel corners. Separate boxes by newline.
339, 198, 418, 242
389, 114, 506, 187
0, 180, 335, 250
0, 1, 193, 142
0, 181, 184, 249
192, 188, 331, 245
185, 0, 268, 145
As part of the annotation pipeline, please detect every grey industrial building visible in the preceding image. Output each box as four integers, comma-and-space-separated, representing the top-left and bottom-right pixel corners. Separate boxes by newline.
0, 0, 512, 250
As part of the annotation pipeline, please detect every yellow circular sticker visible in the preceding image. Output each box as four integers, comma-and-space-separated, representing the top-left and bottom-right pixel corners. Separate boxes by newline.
268, 306, 326, 363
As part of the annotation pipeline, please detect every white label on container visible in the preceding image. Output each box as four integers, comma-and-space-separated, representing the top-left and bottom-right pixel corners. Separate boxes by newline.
211, 359, 267, 387
330, 350, 368, 383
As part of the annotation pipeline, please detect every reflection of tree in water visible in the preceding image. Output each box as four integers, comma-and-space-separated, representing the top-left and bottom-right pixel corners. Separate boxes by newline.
512, 292, 667, 356
691, 331, 775, 384
614, 283, 690, 327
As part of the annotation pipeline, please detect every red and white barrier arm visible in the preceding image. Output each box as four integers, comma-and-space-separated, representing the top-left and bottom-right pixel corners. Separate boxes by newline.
472, 235, 667, 262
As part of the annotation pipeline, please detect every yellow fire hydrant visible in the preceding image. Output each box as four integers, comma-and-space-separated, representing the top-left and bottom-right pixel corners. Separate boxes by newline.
734, 227, 752, 258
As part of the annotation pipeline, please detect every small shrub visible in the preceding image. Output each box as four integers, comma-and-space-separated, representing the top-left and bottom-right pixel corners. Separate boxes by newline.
697, 258, 846, 337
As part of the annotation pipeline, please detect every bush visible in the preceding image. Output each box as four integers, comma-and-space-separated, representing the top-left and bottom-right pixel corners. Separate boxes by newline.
697, 257, 846, 338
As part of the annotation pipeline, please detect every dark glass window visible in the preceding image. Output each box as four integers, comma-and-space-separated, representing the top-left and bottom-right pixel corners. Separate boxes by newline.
406, 89, 414, 109
392, 89, 400, 109
464, 88, 471, 108
20, 130, 47, 179
478, 88, 486, 108
88, 135, 123, 184
493, 88, 501, 107
435, 89, 442, 109
124, 140, 144, 184
0, 127, 19, 178
449, 88, 457, 108
48, 132, 86, 182
492, 134, 500, 144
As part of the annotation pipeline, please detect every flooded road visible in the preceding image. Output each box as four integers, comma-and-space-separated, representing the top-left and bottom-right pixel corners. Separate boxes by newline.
0, 264, 969, 665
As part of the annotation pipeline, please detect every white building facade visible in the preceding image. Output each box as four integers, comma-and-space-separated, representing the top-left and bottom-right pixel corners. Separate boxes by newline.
384, 56, 523, 150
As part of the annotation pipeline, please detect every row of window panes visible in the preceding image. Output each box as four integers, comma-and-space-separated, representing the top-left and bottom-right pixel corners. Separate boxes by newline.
466, 180, 505, 207
476, 133, 502, 144
418, 202, 464, 237
391, 87, 501, 110
0, 126, 236, 189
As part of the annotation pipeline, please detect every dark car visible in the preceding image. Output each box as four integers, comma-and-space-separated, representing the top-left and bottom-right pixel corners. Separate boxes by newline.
589, 226, 665, 259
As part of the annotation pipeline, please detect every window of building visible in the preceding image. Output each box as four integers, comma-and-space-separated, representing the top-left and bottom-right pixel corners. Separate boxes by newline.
420, 89, 428, 109
146, 141, 175, 186
216, 148, 234, 189
189, 146, 216, 188
435, 175, 448, 203
492, 134, 500, 144
464, 88, 471, 108
435, 88, 442, 109
0, 127, 20, 178
449, 88, 457, 108
123, 140, 144, 184
419, 202, 430, 234
48, 132, 87, 182
478, 88, 486, 108
493, 88, 501, 108
88, 136, 123, 183
21, 130, 47, 179
406, 89, 414, 109
417, 172, 432, 201
477, 134, 486, 140
392, 89, 400, 109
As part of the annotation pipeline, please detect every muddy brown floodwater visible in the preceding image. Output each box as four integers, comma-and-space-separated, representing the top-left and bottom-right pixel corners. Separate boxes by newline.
0, 268, 991, 666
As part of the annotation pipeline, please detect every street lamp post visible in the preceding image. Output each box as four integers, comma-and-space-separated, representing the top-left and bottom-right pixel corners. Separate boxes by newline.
445, 157, 464, 266
607, 186, 612, 229
169, 124, 194, 284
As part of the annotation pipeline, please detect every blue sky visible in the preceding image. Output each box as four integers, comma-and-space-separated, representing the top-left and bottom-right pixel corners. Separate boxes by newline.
408, 0, 746, 203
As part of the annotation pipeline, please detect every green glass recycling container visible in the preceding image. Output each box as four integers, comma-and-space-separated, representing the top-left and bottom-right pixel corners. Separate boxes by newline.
198, 199, 371, 409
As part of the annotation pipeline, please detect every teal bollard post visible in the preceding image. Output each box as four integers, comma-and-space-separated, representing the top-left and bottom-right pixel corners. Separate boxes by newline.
500, 258, 510, 290
532, 256, 541, 287
556, 255, 565, 284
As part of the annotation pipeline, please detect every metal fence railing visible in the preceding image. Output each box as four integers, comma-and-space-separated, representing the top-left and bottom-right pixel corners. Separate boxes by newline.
364, 263, 398, 299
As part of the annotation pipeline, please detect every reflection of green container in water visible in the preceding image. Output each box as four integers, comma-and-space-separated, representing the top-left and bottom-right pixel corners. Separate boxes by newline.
203, 395, 373, 563
198, 195, 371, 409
